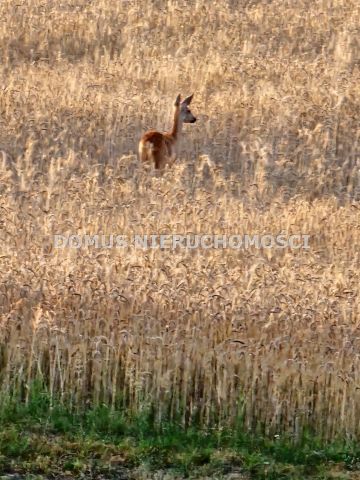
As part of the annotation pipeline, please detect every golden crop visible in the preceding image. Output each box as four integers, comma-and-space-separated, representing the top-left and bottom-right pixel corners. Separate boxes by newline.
0, 0, 359, 440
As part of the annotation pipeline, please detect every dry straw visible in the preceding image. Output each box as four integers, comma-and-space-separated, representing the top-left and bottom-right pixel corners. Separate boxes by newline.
0, 0, 359, 440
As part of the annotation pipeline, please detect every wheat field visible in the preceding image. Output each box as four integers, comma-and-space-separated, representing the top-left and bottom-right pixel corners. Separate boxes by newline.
0, 0, 359, 441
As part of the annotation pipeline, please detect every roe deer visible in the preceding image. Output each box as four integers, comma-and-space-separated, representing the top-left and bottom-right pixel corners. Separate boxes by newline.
138, 93, 196, 170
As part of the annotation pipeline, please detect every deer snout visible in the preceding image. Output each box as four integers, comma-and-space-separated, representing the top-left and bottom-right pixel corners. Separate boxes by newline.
190, 117, 197, 123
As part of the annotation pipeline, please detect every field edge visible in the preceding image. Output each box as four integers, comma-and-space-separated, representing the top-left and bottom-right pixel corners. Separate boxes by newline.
0, 386, 359, 479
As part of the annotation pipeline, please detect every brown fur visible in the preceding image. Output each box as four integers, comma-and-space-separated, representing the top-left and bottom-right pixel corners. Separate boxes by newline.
139, 130, 177, 170
139, 94, 196, 170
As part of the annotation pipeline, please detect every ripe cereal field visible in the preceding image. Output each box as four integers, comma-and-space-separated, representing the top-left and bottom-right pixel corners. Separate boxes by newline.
0, 0, 359, 445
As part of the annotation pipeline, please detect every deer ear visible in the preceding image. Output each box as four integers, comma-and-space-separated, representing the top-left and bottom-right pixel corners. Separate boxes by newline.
174, 94, 181, 106
182, 93, 194, 105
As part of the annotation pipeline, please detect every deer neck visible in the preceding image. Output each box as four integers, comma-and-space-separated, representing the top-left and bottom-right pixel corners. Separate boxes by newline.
170, 108, 183, 142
